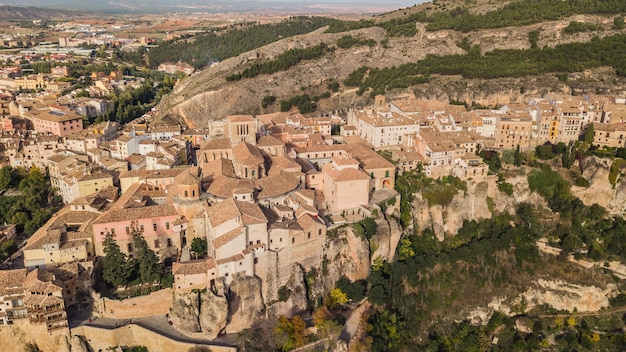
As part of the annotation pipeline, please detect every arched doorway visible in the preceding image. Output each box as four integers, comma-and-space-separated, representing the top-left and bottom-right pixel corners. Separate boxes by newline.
383, 179, 392, 188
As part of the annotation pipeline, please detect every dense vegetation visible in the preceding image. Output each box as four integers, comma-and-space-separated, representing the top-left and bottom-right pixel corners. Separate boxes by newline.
342, 33, 626, 97
331, 144, 626, 351
226, 43, 330, 81
0, 166, 59, 237
326, 0, 626, 36
148, 17, 337, 69
99, 73, 177, 124
101, 230, 173, 297
336, 35, 377, 49
424, 0, 626, 32
279, 94, 316, 113
563, 21, 603, 34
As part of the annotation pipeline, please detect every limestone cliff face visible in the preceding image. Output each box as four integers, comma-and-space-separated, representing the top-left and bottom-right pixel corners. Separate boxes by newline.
225, 274, 265, 333
265, 264, 309, 319
69, 335, 90, 352
413, 172, 548, 239
0, 319, 70, 352
468, 279, 617, 325
413, 178, 496, 240
169, 288, 228, 339
573, 156, 626, 214
370, 206, 404, 262
309, 225, 371, 302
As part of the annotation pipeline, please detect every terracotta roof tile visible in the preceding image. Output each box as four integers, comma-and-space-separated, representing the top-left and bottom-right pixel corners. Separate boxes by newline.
214, 226, 244, 248
257, 135, 285, 147
216, 252, 245, 265
232, 142, 264, 166
322, 162, 370, 182
0, 268, 28, 296
93, 204, 179, 224
201, 137, 232, 150
173, 258, 216, 275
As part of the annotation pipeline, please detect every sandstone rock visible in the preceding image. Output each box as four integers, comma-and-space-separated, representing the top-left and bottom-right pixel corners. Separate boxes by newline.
333, 340, 349, 352
170, 288, 228, 339
69, 335, 90, 352
573, 156, 626, 214
225, 274, 265, 333
522, 279, 616, 313
311, 225, 370, 302
467, 279, 616, 325
413, 178, 498, 239
370, 213, 403, 262
266, 264, 308, 319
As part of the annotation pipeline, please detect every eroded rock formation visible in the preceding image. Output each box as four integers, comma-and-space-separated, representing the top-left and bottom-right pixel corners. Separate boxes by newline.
169, 288, 228, 339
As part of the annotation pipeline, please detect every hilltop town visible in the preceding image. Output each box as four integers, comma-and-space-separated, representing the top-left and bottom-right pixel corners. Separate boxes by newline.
3, 1, 626, 351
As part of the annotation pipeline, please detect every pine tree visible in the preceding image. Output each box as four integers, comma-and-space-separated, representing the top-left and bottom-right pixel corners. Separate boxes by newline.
584, 123, 595, 145
132, 231, 162, 284
102, 232, 131, 288
514, 144, 522, 167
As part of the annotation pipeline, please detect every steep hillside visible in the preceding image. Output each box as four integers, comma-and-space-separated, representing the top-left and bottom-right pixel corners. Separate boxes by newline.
154, 10, 626, 127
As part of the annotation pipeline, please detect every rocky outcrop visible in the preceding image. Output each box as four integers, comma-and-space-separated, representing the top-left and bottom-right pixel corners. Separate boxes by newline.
572, 156, 626, 214
370, 208, 404, 262
522, 279, 616, 313
266, 264, 309, 319
468, 279, 617, 325
169, 288, 228, 339
225, 274, 265, 333
69, 335, 90, 352
412, 172, 549, 240
310, 225, 371, 301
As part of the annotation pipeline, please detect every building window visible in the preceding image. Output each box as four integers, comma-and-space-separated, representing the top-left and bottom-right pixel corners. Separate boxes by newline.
167, 238, 172, 247
110, 228, 115, 235
126, 227, 130, 234
166, 222, 170, 230
385, 170, 390, 177
153, 223, 157, 231
184, 190, 188, 197
127, 243, 133, 252
292, 238, 295, 244
154, 240, 160, 248
318, 229, 322, 236
140, 224, 144, 232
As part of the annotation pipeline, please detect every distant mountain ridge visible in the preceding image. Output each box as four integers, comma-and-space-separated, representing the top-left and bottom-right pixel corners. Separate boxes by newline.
0, 0, 417, 14
0, 5, 90, 20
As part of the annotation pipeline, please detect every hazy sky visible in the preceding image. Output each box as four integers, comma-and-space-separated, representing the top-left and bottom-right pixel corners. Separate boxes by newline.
0, 0, 432, 13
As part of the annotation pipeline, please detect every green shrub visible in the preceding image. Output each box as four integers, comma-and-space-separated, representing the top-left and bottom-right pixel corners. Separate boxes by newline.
278, 286, 292, 302
609, 158, 626, 185
563, 21, 601, 34
498, 181, 514, 196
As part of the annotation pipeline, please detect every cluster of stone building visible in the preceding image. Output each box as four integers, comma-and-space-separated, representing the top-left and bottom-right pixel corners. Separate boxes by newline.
1, 90, 625, 334
0, 97, 399, 332
345, 93, 626, 179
